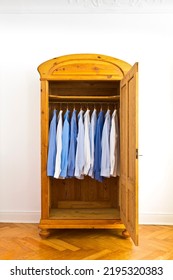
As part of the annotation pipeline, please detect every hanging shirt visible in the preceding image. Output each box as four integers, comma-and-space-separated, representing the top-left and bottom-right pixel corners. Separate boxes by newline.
67, 109, 77, 177
110, 109, 120, 177
54, 110, 63, 179
47, 109, 57, 176
74, 110, 85, 179
88, 109, 97, 178
94, 110, 104, 182
84, 109, 91, 175
101, 109, 111, 177
60, 109, 70, 178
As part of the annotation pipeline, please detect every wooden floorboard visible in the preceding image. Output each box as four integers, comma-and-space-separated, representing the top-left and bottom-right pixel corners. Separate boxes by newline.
0, 224, 173, 260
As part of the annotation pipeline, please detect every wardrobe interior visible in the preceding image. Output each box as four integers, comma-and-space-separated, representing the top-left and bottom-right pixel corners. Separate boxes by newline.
48, 80, 121, 220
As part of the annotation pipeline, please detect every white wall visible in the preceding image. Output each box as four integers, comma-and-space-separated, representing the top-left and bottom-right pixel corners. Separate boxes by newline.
0, 12, 173, 224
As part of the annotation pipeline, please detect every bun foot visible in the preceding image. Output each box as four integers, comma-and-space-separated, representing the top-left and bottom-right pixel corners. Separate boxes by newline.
122, 229, 130, 239
39, 229, 51, 239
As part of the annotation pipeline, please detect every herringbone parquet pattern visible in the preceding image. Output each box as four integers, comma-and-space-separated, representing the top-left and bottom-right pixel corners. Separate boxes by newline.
0, 223, 173, 260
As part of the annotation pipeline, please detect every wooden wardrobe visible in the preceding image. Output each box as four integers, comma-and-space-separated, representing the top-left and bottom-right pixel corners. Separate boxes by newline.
37, 54, 138, 245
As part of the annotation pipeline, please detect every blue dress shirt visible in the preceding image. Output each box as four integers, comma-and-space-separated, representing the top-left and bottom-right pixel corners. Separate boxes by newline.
47, 109, 57, 176
60, 109, 70, 178
67, 109, 77, 177
101, 109, 111, 177
94, 110, 104, 182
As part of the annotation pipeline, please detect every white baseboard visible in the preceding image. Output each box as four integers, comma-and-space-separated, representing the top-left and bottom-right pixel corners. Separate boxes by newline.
0, 211, 173, 225
139, 213, 173, 225
0, 211, 40, 223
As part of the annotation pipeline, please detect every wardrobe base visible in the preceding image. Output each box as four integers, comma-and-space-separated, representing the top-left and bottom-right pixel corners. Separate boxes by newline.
38, 218, 126, 239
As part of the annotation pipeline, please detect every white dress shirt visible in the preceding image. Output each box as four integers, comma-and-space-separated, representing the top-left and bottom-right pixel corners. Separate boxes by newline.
110, 109, 120, 177
88, 109, 97, 178
84, 109, 91, 175
101, 109, 111, 177
74, 110, 85, 179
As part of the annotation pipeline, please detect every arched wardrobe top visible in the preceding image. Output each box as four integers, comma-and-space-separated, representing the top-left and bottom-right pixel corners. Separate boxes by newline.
37, 54, 132, 81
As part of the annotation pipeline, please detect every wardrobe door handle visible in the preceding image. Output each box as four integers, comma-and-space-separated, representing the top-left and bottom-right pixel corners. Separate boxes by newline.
136, 149, 143, 159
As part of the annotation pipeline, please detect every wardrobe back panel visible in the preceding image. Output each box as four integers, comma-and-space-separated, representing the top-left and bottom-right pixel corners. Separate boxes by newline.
50, 177, 119, 209
49, 81, 119, 97
48, 80, 120, 211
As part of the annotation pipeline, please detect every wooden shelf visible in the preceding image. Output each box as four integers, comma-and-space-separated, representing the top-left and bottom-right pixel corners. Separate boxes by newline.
49, 95, 120, 101
49, 208, 120, 220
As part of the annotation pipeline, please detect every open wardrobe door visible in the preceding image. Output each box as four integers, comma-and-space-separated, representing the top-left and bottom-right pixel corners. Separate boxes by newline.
120, 63, 138, 245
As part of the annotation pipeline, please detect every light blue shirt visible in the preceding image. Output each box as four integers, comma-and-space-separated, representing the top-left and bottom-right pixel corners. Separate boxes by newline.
101, 109, 111, 177
94, 110, 104, 182
54, 110, 63, 178
74, 110, 85, 179
67, 109, 77, 177
88, 109, 97, 178
47, 109, 57, 176
60, 109, 70, 178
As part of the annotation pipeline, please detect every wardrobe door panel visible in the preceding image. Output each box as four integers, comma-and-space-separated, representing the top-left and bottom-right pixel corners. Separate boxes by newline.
120, 82, 127, 223
120, 63, 138, 245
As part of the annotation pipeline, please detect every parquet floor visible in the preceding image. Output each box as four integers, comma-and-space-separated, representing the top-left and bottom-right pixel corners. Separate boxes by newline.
0, 223, 173, 260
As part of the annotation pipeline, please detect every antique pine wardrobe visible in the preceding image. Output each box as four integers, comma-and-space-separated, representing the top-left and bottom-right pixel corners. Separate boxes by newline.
38, 54, 138, 245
